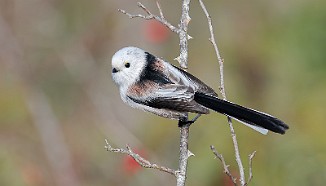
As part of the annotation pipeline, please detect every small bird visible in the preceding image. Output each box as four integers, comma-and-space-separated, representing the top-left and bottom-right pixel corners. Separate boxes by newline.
111, 46, 289, 134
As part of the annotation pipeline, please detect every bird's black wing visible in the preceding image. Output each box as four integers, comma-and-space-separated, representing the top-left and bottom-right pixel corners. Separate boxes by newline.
128, 83, 209, 114
127, 55, 209, 114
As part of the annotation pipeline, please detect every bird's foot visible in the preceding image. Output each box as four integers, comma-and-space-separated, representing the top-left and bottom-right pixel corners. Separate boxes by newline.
178, 119, 194, 127
178, 114, 201, 127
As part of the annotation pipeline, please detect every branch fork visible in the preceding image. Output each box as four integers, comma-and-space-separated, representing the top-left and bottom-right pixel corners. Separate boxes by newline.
118, 2, 181, 35
105, 139, 177, 176
211, 145, 237, 184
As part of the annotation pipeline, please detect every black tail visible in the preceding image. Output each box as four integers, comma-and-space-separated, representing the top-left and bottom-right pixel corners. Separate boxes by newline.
194, 93, 289, 134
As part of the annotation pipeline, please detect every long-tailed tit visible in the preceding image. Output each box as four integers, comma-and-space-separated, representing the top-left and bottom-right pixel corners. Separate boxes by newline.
111, 46, 289, 134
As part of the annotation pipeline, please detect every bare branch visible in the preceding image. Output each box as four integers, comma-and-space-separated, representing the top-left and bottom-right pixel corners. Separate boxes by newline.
176, 0, 192, 185
118, 8, 151, 19
191, 114, 202, 123
104, 139, 176, 176
199, 0, 246, 185
230, 125, 245, 185
177, 124, 190, 186
245, 151, 256, 185
210, 145, 237, 185
137, 2, 152, 15
177, 0, 192, 69
156, 1, 165, 19
198, 0, 225, 98
118, 2, 180, 34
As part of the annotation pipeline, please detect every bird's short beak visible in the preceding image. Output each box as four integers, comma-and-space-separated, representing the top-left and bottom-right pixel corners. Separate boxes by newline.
112, 68, 119, 73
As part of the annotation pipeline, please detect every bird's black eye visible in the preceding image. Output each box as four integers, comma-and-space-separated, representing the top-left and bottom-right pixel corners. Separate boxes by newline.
125, 62, 130, 68
112, 68, 118, 73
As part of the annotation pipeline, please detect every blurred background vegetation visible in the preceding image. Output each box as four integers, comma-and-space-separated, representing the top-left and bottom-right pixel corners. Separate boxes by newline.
0, 0, 326, 185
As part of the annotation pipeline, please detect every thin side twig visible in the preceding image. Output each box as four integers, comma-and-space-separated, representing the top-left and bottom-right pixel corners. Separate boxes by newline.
156, 1, 165, 19
228, 121, 246, 186
210, 145, 237, 185
118, 2, 180, 34
105, 139, 176, 176
245, 151, 256, 185
199, 0, 246, 185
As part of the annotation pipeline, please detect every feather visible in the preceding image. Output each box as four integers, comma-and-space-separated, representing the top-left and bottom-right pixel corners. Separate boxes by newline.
194, 92, 289, 134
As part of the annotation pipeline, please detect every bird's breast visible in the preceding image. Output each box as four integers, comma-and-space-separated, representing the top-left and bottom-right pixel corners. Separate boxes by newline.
127, 80, 158, 98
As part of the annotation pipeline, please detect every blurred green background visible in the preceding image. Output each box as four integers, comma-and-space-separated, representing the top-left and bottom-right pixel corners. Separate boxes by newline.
1, 0, 326, 185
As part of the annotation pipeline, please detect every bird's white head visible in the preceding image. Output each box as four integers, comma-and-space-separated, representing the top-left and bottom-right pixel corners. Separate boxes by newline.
111, 46, 148, 89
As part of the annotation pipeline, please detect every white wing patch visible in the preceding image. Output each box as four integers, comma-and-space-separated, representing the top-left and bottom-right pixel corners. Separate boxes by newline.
164, 62, 193, 87
154, 84, 194, 99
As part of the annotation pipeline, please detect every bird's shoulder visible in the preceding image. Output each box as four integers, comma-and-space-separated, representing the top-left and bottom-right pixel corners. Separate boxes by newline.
167, 63, 218, 97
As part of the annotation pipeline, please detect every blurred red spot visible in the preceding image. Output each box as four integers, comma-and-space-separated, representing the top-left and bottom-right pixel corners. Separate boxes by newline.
122, 149, 146, 175
144, 20, 170, 43
222, 170, 239, 186
22, 163, 44, 186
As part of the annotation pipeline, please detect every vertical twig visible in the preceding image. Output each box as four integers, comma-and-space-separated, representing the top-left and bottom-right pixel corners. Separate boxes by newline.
198, 0, 246, 185
229, 123, 245, 186
210, 145, 237, 185
176, 0, 191, 69
246, 151, 256, 185
176, 123, 190, 186
176, 1, 192, 185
